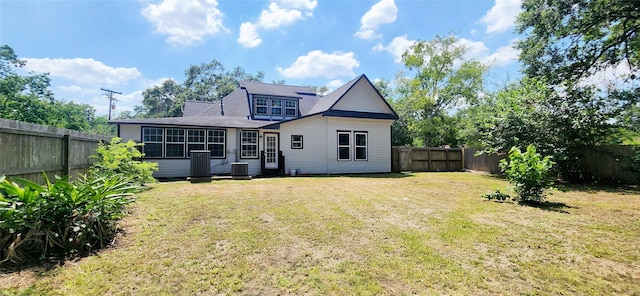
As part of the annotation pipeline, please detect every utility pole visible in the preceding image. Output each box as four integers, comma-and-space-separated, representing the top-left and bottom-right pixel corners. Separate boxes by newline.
101, 88, 122, 120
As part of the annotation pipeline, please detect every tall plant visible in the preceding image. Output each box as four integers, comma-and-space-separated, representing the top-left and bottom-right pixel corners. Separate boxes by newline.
500, 145, 555, 203
90, 137, 158, 185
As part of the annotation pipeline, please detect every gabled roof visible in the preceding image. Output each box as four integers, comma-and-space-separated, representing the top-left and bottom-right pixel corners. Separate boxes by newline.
110, 74, 397, 127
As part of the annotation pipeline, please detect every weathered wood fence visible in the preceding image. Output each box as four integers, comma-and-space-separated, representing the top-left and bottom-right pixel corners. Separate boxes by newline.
0, 119, 111, 184
463, 148, 506, 174
392, 146, 463, 172
392, 146, 638, 184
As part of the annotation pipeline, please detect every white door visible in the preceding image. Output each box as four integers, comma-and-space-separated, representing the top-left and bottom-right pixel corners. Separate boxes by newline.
264, 133, 279, 169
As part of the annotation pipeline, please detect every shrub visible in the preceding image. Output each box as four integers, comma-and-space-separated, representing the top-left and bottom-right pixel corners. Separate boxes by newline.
90, 137, 158, 185
481, 189, 512, 202
0, 173, 138, 266
500, 145, 555, 203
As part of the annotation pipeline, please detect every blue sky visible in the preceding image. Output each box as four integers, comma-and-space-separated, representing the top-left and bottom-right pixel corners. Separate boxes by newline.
1, 0, 523, 116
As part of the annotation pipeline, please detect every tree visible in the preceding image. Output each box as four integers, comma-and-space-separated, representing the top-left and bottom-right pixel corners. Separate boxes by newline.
1, 45, 54, 124
373, 78, 412, 146
515, 0, 640, 180
184, 61, 264, 101
136, 79, 186, 118
396, 35, 488, 147
135, 60, 265, 118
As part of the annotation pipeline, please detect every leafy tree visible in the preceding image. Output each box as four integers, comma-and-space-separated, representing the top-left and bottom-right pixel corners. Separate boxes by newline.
89, 115, 116, 136
136, 60, 265, 118
373, 78, 412, 146
517, 0, 639, 87
1, 45, 54, 124
136, 79, 186, 118
515, 0, 640, 180
396, 35, 488, 146
184, 61, 264, 101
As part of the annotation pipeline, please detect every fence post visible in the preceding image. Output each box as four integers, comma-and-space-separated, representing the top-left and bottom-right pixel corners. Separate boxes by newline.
63, 134, 71, 177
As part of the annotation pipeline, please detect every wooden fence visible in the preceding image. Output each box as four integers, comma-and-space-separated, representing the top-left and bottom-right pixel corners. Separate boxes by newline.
463, 148, 506, 174
392, 146, 463, 172
0, 119, 111, 184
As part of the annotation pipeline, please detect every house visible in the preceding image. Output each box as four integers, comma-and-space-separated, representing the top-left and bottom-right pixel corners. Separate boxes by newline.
109, 74, 398, 178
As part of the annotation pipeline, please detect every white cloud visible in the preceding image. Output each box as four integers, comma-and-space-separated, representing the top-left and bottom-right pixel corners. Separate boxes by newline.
484, 41, 520, 66
278, 0, 317, 11
277, 50, 360, 79
238, 22, 262, 48
257, 3, 303, 29
326, 79, 345, 92
355, 0, 398, 39
457, 38, 490, 61
237, 0, 316, 48
23, 57, 141, 86
142, 0, 227, 46
374, 35, 520, 67
372, 35, 416, 63
480, 0, 522, 34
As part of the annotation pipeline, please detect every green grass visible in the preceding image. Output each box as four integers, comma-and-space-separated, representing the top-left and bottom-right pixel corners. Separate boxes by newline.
2, 172, 639, 295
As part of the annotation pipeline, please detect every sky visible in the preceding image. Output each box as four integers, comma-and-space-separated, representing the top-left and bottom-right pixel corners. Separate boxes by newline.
0, 0, 523, 117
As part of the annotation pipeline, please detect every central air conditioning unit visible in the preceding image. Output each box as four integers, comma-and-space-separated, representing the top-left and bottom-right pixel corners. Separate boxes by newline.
231, 162, 249, 177
190, 151, 211, 182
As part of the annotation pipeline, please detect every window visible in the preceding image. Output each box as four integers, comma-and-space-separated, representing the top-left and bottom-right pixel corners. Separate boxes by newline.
208, 129, 226, 158
165, 128, 185, 158
291, 135, 303, 149
285, 100, 297, 116
241, 130, 258, 158
256, 97, 268, 115
271, 99, 282, 115
355, 132, 368, 160
142, 127, 163, 158
337, 132, 351, 160
187, 129, 205, 157
253, 97, 298, 117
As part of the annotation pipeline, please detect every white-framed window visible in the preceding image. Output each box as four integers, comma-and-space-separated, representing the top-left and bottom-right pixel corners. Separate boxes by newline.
291, 135, 303, 149
337, 131, 351, 160
253, 97, 298, 117
241, 130, 258, 158
285, 100, 297, 116
187, 129, 205, 157
208, 129, 226, 158
165, 128, 185, 158
255, 97, 268, 115
271, 99, 283, 116
142, 127, 163, 158
354, 132, 368, 160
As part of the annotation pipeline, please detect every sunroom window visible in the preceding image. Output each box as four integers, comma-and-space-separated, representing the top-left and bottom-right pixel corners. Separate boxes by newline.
165, 128, 185, 158
142, 127, 163, 158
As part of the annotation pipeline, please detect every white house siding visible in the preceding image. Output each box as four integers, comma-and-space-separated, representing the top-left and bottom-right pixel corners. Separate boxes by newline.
326, 117, 393, 174
278, 115, 330, 174
119, 124, 142, 142
278, 115, 392, 175
331, 79, 394, 114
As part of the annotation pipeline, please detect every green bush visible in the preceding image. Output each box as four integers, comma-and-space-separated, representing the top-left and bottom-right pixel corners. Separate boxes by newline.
481, 189, 512, 202
0, 173, 138, 266
90, 137, 158, 185
500, 145, 555, 203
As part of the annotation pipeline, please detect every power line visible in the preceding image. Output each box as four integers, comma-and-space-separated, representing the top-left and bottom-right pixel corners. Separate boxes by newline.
101, 88, 122, 120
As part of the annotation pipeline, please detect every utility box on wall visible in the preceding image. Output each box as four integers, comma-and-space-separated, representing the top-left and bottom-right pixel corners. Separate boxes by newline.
190, 150, 211, 183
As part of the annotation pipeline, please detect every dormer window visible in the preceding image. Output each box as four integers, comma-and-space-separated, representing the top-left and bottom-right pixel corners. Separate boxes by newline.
253, 96, 298, 117
271, 99, 282, 115
256, 97, 268, 115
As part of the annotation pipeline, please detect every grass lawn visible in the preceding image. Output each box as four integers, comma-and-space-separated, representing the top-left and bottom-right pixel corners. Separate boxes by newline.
1, 172, 639, 295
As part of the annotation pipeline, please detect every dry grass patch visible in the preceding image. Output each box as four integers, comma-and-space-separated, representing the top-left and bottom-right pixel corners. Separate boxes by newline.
1, 172, 639, 295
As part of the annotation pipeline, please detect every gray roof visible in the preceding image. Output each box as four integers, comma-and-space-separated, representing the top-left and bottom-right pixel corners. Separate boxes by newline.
109, 115, 266, 129
110, 74, 396, 127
